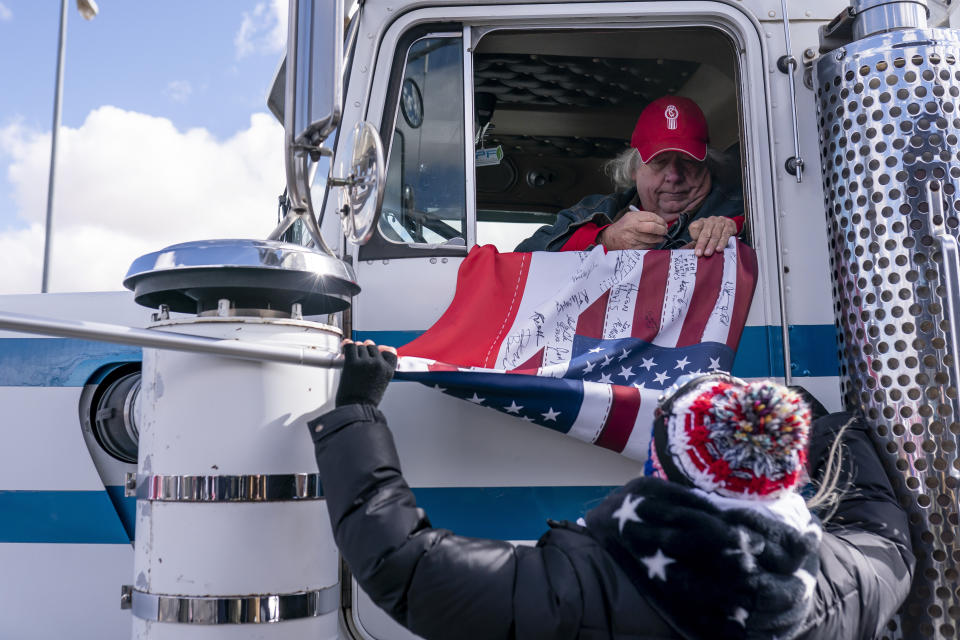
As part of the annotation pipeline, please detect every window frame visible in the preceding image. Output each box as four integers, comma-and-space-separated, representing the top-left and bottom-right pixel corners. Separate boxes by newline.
378, 32, 471, 248
354, 4, 772, 260
359, 23, 472, 260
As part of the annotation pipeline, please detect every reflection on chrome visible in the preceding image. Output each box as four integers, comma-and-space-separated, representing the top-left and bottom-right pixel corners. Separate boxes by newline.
130, 586, 339, 624
134, 472, 324, 502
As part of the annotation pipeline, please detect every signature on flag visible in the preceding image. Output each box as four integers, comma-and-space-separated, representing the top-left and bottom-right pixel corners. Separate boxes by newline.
396, 241, 757, 461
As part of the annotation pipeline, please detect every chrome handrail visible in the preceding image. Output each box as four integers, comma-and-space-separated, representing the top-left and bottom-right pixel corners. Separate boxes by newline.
0, 310, 343, 369
780, 0, 804, 183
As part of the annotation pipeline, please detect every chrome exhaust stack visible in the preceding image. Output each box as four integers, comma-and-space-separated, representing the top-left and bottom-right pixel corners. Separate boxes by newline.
852, 0, 929, 39
815, 3, 960, 634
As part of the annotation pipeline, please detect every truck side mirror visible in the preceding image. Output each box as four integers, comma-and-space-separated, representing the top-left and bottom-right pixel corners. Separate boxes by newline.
272, 0, 386, 251
267, 0, 343, 255
278, 0, 343, 251
286, 0, 342, 149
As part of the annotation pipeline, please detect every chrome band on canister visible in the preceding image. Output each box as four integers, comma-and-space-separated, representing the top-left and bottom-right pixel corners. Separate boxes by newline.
130, 585, 339, 624
132, 472, 323, 502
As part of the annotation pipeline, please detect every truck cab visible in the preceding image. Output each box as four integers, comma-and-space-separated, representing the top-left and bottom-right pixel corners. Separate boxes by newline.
0, 0, 957, 638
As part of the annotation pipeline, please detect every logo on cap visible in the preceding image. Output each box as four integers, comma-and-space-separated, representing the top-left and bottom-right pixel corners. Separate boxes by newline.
632, 96, 709, 163
664, 105, 679, 130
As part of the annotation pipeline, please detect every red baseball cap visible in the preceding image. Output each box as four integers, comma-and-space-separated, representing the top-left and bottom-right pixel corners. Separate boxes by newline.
630, 96, 709, 163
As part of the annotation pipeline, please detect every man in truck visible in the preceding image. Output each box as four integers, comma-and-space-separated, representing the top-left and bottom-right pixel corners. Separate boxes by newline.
308, 340, 914, 640
516, 95, 744, 258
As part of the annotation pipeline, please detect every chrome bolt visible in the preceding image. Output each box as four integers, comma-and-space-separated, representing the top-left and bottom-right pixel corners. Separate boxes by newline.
120, 585, 133, 610
124, 472, 137, 498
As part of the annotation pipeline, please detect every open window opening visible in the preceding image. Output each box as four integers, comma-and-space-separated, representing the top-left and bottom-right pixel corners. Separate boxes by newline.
473, 27, 744, 251
362, 24, 746, 259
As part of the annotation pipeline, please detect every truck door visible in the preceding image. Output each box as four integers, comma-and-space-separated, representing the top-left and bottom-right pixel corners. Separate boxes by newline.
331, 3, 791, 637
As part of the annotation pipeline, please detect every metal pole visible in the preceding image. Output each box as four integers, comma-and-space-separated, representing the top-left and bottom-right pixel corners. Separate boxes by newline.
779, 0, 803, 184
0, 310, 343, 368
42, 0, 69, 293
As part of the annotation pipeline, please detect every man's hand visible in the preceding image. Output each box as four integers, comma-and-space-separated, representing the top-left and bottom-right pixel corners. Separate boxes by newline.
598, 209, 668, 250
685, 216, 737, 257
335, 339, 398, 408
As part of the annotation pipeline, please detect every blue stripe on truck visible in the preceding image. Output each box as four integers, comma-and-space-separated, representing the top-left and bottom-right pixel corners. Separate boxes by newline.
413, 485, 617, 540
0, 338, 141, 387
0, 325, 839, 387
787, 324, 841, 378
0, 490, 131, 544
4, 486, 615, 544
355, 324, 841, 379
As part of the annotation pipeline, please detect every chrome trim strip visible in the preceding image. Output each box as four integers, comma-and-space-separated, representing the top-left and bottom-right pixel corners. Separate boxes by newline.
135, 473, 324, 502
130, 585, 339, 624
462, 25, 477, 250
124, 239, 358, 282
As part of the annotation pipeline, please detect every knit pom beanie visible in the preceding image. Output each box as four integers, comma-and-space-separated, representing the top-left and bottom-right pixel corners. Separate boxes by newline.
648, 373, 812, 500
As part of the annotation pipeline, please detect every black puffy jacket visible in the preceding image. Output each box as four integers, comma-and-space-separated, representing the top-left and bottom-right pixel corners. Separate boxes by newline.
310, 407, 914, 640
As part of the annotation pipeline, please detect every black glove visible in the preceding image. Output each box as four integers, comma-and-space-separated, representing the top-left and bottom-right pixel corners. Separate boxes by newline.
335, 342, 398, 408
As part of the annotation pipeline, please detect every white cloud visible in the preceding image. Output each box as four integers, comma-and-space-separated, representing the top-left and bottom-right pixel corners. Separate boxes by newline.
0, 106, 285, 293
164, 80, 193, 104
235, 0, 287, 59
0, 3, 12, 21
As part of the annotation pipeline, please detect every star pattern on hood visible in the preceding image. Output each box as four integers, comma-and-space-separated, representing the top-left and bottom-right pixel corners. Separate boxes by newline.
641, 549, 675, 581
612, 493, 644, 534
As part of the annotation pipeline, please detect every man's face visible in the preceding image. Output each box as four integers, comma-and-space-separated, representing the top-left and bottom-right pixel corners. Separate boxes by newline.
633, 151, 712, 221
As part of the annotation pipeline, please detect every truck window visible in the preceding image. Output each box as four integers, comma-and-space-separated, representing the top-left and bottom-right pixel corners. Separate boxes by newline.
364, 25, 745, 257
472, 28, 743, 252
378, 35, 467, 247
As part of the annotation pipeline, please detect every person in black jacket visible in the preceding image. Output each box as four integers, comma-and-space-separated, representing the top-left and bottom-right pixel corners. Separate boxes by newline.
309, 341, 915, 640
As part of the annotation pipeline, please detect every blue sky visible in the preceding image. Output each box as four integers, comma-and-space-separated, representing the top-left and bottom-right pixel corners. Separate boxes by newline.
0, 0, 289, 292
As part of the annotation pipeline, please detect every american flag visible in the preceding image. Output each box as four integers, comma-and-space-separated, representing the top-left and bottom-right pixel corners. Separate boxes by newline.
396, 241, 757, 461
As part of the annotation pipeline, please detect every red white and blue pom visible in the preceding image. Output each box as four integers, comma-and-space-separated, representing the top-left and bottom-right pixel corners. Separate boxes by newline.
658, 375, 811, 499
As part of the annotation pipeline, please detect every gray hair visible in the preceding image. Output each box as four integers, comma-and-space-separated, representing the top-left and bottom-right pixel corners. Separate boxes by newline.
603, 147, 736, 190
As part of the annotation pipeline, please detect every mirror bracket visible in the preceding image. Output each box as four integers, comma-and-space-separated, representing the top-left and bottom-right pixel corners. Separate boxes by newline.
292, 144, 333, 163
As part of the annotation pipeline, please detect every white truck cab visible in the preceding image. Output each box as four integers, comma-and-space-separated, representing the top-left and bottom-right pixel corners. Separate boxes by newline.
0, 0, 957, 638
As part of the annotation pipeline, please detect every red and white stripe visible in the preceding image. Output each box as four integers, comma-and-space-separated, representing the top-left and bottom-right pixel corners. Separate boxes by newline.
400, 242, 753, 368
601, 251, 647, 339
652, 251, 698, 347
566, 382, 661, 458
396, 242, 758, 462
700, 242, 740, 345
492, 247, 628, 375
